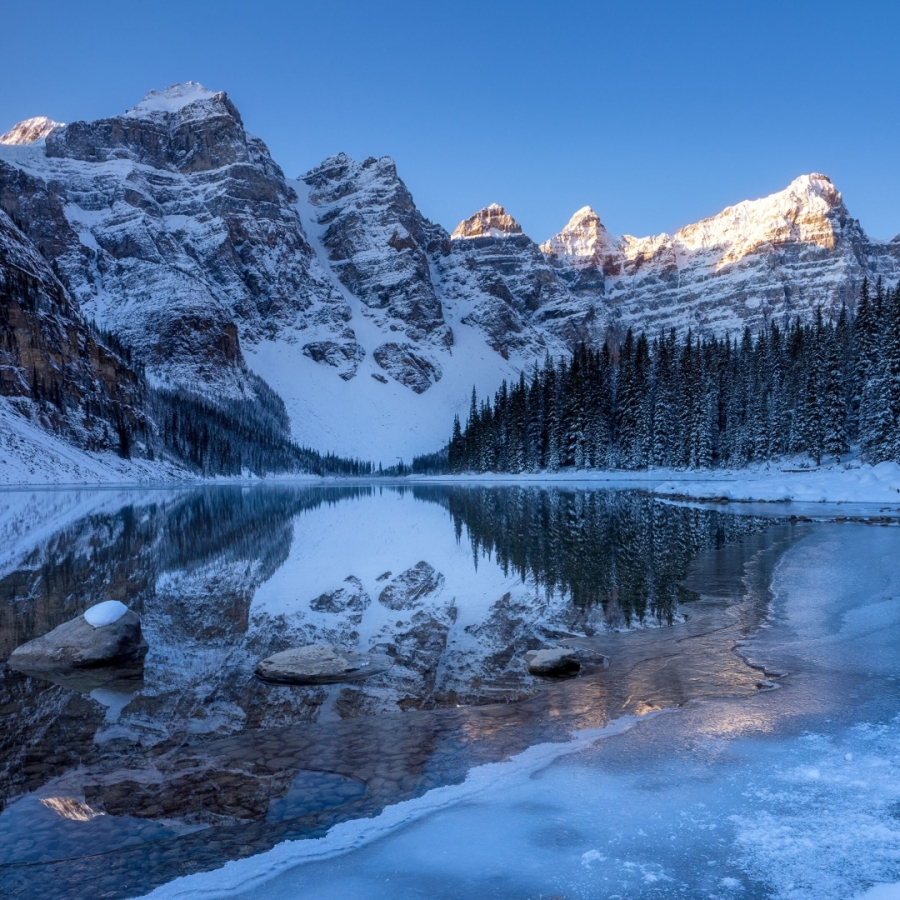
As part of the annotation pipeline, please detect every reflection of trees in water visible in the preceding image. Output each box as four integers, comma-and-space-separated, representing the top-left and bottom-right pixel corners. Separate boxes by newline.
0, 485, 376, 812
0, 486, 375, 657
412, 486, 770, 625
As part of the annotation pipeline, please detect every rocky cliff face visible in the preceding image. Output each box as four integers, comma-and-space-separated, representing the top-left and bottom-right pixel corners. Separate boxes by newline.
439, 204, 607, 356
451, 203, 523, 239
0, 208, 148, 455
0, 83, 345, 398
543, 174, 900, 335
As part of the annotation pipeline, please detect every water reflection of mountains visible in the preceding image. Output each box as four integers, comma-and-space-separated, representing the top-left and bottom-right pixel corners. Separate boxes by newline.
412, 486, 770, 626
0, 486, 373, 656
1, 485, 771, 658
0, 484, 779, 900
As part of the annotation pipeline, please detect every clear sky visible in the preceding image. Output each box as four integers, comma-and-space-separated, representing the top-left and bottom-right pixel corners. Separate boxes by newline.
3, 0, 899, 242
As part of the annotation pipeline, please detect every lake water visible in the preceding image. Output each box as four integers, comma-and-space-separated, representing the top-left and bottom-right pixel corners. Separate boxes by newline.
1, 485, 898, 900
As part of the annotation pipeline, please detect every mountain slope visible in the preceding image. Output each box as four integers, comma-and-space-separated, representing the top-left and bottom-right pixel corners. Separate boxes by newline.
542, 174, 900, 335
0, 206, 148, 457
0, 84, 346, 399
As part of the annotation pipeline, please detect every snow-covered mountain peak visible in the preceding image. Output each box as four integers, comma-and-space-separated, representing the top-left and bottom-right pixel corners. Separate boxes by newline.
125, 82, 221, 117
541, 205, 622, 272
0, 116, 64, 145
667, 172, 844, 263
452, 203, 524, 239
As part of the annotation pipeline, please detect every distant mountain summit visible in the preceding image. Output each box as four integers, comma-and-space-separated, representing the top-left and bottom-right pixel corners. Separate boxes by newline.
1, 82, 898, 463
451, 204, 524, 239
543, 173, 898, 334
0, 116, 64, 145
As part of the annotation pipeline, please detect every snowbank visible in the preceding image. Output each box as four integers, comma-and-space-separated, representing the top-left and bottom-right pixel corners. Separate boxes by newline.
654, 461, 900, 505
414, 461, 900, 506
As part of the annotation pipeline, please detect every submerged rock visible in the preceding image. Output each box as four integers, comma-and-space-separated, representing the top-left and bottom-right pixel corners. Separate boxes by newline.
525, 647, 581, 677
9, 604, 148, 671
255, 643, 392, 685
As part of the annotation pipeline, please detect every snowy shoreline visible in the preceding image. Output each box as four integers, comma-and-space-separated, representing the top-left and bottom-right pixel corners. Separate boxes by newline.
3, 407, 900, 511
411, 460, 900, 506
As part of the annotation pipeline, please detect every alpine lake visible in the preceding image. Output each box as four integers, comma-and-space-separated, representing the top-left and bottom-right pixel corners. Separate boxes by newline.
3, 484, 900, 900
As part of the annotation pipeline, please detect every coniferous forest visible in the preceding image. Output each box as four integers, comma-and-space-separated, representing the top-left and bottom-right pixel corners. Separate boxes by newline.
151, 377, 373, 477
414, 279, 900, 475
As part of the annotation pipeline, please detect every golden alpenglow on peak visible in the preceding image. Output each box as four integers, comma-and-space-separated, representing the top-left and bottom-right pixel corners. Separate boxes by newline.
541, 206, 623, 271
451, 203, 524, 239
0, 116, 64, 145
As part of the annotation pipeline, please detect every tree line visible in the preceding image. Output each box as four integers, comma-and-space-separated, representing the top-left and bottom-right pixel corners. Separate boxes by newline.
151, 375, 373, 477
415, 278, 900, 474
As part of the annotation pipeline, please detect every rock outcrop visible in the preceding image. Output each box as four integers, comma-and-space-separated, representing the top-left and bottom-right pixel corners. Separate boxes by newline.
302, 153, 452, 349
451, 203, 523, 239
524, 647, 581, 677
255, 643, 391, 684
9, 605, 148, 670
0, 207, 149, 455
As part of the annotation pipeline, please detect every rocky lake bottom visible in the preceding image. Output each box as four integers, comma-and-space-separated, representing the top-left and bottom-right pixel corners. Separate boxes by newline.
1, 484, 899, 900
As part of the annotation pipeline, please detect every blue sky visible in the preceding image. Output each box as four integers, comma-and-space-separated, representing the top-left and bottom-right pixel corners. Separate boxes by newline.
3, 0, 899, 241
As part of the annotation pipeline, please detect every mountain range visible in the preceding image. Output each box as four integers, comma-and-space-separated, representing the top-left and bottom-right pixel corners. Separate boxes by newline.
1, 82, 898, 469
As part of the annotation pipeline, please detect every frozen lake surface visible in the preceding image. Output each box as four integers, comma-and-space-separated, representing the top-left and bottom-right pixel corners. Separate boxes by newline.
194, 525, 900, 900
1, 485, 898, 899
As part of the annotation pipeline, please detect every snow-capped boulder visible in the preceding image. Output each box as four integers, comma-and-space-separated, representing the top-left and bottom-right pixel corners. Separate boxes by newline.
255, 643, 391, 684
8, 606, 148, 671
83, 600, 128, 627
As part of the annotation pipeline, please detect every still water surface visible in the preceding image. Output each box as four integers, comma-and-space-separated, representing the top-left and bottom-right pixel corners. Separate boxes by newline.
2, 485, 890, 899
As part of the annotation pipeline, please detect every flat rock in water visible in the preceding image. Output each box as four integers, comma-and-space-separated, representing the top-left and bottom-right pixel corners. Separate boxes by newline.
525, 647, 582, 677
9, 609, 148, 672
255, 644, 392, 685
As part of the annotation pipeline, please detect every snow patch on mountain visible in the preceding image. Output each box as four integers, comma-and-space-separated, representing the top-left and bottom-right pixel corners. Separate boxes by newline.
243, 175, 523, 462
0, 116, 64, 145
0, 400, 183, 486
125, 82, 219, 116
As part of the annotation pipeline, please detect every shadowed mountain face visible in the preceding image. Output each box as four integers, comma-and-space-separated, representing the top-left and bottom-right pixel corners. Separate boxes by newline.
0, 207, 149, 456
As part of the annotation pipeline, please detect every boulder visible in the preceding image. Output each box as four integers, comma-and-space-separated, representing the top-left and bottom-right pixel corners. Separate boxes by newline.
8, 604, 148, 671
255, 644, 392, 685
525, 647, 581, 677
